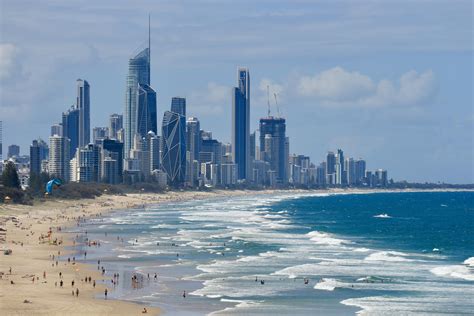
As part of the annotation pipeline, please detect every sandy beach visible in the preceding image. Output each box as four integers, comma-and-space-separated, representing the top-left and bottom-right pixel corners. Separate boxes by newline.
0, 188, 470, 315
0, 189, 303, 315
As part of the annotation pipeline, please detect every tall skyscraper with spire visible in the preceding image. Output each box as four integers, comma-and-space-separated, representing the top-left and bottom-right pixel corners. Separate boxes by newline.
124, 16, 156, 159
232, 67, 250, 180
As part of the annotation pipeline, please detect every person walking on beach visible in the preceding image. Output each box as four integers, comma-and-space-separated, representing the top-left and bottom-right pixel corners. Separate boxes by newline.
93, 280, 96, 288
183, 290, 186, 298
72, 280, 75, 287
60, 280, 63, 287
104, 288, 108, 299
76, 288, 79, 297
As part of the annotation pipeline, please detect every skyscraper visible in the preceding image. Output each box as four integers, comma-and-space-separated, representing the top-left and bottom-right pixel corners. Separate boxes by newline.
30, 140, 41, 176
101, 139, 124, 182
124, 35, 151, 159
326, 151, 336, 185
232, 67, 250, 180
355, 159, 366, 184
7, 144, 20, 158
161, 110, 186, 186
76, 79, 90, 147
337, 149, 346, 185
250, 131, 256, 161
50, 123, 62, 137
49, 135, 70, 182
76, 144, 100, 182
109, 114, 123, 139
92, 127, 109, 143
62, 106, 79, 158
171, 97, 186, 117
186, 117, 201, 160
259, 117, 288, 183
345, 157, 356, 185
137, 84, 157, 138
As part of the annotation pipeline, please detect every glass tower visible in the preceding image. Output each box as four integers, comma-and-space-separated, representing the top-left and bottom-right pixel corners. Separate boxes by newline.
137, 83, 157, 137
161, 110, 186, 186
259, 117, 287, 183
232, 67, 250, 180
62, 106, 79, 158
171, 97, 186, 117
124, 46, 151, 159
76, 79, 90, 147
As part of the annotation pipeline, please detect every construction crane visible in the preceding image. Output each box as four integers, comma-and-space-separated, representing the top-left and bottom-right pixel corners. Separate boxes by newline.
267, 85, 271, 117
273, 92, 281, 118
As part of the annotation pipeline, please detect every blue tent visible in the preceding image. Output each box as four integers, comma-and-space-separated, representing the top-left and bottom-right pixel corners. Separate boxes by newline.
45, 179, 62, 194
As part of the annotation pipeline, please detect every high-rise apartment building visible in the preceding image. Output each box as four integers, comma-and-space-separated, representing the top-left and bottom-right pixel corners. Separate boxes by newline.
259, 117, 288, 183
76, 144, 100, 182
137, 84, 157, 138
232, 67, 250, 180
186, 117, 201, 160
7, 144, 20, 158
76, 79, 90, 147
50, 123, 62, 137
62, 106, 79, 158
30, 140, 41, 176
337, 149, 345, 185
101, 139, 124, 182
161, 110, 186, 186
124, 43, 151, 158
92, 127, 109, 143
49, 135, 70, 181
355, 159, 366, 184
109, 114, 123, 139
171, 97, 186, 117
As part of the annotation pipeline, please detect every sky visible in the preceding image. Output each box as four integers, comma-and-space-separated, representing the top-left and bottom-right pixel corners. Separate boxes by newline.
0, 0, 472, 183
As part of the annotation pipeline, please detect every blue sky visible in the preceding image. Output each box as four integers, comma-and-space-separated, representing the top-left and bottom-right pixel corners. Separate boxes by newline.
0, 0, 472, 183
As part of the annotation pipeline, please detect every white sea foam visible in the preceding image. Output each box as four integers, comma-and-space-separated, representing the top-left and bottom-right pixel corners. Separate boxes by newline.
430, 265, 474, 281
365, 251, 414, 262
463, 257, 474, 267
373, 213, 391, 218
313, 278, 346, 291
306, 231, 349, 246
353, 247, 371, 252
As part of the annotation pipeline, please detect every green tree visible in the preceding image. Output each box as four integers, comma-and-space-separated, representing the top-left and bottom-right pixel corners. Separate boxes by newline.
1, 161, 21, 189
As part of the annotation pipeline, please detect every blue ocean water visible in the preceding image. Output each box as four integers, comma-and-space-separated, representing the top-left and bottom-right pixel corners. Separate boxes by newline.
74, 191, 474, 315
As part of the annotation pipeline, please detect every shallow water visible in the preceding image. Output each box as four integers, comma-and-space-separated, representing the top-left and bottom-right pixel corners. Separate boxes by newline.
71, 191, 474, 315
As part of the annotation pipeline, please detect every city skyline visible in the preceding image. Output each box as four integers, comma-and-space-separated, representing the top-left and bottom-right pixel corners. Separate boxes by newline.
0, 1, 472, 183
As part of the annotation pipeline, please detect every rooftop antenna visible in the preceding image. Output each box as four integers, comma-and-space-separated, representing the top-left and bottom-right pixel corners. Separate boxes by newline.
267, 85, 271, 117
273, 92, 281, 117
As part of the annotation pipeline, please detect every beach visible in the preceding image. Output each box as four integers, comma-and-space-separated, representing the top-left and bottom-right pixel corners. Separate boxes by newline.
0, 189, 307, 315
0, 188, 472, 315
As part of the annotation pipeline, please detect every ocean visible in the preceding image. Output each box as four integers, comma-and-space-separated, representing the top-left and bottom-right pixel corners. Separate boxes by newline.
72, 191, 474, 315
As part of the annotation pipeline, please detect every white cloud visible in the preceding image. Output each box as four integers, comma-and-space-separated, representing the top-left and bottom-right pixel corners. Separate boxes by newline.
0, 43, 19, 81
297, 67, 375, 101
296, 67, 436, 107
188, 82, 231, 116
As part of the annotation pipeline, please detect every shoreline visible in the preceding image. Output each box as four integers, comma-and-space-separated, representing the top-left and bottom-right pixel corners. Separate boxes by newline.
0, 188, 472, 315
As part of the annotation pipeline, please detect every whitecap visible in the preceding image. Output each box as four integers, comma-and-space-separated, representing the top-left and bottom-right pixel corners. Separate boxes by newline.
463, 257, 474, 267
306, 231, 349, 246
373, 213, 391, 218
430, 265, 474, 281
365, 251, 413, 262
314, 278, 347, 291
